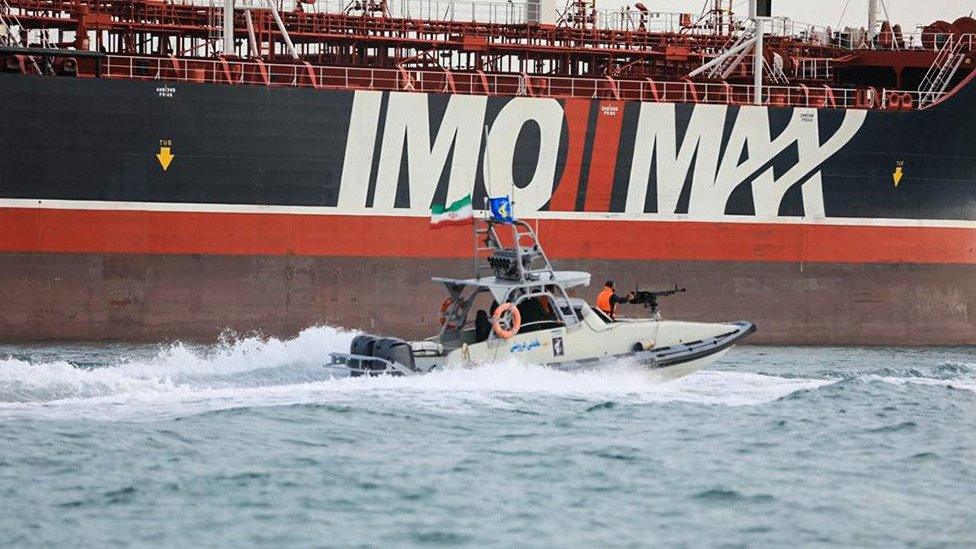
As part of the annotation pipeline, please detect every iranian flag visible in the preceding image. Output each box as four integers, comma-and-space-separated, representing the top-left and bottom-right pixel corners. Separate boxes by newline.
430, 194, 474, 228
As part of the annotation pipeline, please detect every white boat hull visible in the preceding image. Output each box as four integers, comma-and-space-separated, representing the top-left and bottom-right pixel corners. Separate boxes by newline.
332, 315, 754, 381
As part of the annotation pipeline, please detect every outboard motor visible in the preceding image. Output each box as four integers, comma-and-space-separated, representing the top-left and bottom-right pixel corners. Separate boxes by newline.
349, 334, 386, 376
350, 334, 379, 356
373, 337, 416, 374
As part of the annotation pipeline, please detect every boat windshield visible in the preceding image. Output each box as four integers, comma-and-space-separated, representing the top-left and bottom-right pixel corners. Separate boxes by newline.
514, 295, 565, 334
590, 306, 613, 323
557, 298, 612, 324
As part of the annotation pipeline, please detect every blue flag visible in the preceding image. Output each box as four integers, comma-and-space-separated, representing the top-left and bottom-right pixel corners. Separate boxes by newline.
488, 196, 515, 224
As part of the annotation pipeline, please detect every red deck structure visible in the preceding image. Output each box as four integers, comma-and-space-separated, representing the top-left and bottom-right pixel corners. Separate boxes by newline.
2, 0, 976, 109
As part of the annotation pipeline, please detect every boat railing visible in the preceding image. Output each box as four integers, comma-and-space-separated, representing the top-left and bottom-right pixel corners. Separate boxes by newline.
3, 0, 974, 54
102, 54, 927, 110
389, 0, 524, 25
584, 9, 734, 35
182, 0, 526, 24
859, 31, 976, 52
177, 0, 976, 53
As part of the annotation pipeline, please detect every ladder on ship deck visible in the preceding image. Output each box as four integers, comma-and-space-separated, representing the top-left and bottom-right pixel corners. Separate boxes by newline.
703, 24, 756, 80
918, 35, 969, 108
0, 0, 42, 74
207, 0, 223, 56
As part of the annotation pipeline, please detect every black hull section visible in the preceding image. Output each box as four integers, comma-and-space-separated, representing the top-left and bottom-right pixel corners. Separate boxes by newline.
1, 73, 974, 222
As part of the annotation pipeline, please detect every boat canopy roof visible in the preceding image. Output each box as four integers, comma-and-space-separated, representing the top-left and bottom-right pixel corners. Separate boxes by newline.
432, 271, 591, 302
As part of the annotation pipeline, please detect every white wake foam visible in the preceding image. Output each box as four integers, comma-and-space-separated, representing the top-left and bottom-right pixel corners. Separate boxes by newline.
0, 326, 838, 421
311, 361, 835, 407
865, 375, 976, 395
0, 325, 357, 404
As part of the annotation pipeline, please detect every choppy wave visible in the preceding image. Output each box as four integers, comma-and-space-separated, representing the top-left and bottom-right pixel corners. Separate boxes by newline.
0, 327, 972, 422
846, 361, 976, 394
0, 326, 358, 404
864, 374, 976, 394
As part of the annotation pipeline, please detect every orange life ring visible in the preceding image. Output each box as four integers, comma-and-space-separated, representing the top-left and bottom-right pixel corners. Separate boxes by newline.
887, 92, 902, 110
492, 302, 521, 339
439, 298, 453, 326
900, 92, 914, 111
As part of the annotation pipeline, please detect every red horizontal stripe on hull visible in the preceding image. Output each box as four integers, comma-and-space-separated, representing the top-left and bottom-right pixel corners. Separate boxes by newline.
2, 208, 975, 264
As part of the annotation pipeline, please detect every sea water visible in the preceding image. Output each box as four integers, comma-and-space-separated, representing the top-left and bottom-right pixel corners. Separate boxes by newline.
0, 326, 974, 547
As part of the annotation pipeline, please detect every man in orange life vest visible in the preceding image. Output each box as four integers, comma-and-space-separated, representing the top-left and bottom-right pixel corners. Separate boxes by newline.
596, 280, 634, 320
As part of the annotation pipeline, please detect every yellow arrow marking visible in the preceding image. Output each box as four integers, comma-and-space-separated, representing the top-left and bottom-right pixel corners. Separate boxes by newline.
156, 146, 174, 171
892, 166, 904, 187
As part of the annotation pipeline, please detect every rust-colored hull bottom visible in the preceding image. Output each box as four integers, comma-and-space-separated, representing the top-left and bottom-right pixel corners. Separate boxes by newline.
1, 252, 973, 345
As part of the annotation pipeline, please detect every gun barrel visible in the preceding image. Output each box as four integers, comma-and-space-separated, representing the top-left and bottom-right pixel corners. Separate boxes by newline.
648, 287, 686, 297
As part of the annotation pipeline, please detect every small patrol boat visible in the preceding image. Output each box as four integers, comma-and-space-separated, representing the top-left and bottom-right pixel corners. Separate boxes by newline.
331, 215, 755, 379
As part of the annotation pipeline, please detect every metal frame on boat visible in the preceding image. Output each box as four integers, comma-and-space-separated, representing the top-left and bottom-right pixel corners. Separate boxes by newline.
330, 214, 756, 378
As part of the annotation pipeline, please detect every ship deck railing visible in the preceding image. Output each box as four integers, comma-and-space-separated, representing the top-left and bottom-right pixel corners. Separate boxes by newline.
99, 53, 928, 110
3, 0, 971, 55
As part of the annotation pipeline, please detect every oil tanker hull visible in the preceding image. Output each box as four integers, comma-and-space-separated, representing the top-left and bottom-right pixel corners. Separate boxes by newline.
1, 251, 974, 345
1, 74, 974, 344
